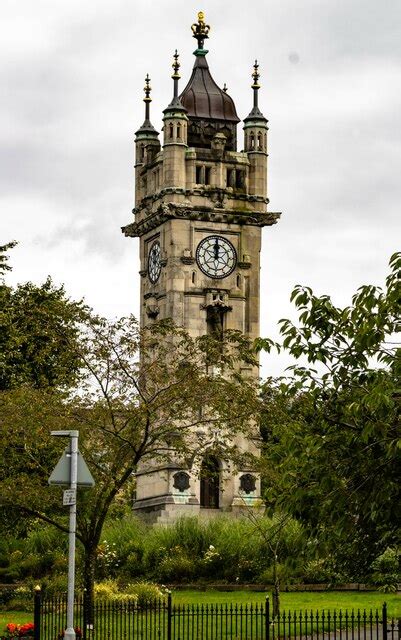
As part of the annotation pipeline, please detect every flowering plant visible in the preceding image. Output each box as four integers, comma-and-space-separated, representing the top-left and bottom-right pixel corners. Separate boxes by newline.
19, 624, 35, 637
4, 623, 35, 638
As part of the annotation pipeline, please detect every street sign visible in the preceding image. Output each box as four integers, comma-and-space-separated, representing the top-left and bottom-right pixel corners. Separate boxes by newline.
48, 447, 95, 487
63, 489, 76, 506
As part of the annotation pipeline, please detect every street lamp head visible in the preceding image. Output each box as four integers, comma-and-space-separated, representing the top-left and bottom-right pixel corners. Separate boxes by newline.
51, 430, 79, 438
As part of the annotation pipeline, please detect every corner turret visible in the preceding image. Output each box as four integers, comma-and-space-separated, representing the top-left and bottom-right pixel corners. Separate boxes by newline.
243, 61, 268, 197
135, 75, 160, 205
162, 51, 188, 189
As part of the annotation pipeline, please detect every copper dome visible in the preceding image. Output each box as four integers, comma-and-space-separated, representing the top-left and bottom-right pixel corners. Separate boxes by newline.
179, 54, 240, 124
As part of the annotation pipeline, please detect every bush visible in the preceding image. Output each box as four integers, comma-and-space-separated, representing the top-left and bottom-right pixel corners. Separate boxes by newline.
25, 525, 68, 556
156, 547, 197, 582
33, 574, 68, 597
370, 547, 400, 592
0, 587, 17, 607
94, 580, 120, 600
2, 586, 33, 612
125, 582, 165, 607
99, 517, 147, 577
258, 562, 300, 586
93, 580, 164, 607
303, 558, 343, 584
125, 551, 145, 579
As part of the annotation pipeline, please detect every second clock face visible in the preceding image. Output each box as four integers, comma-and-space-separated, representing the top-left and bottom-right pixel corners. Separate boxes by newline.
196, 235, 237, 279
148, 241, 161, 284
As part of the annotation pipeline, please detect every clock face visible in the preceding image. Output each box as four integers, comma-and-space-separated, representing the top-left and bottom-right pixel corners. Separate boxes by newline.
148, 241, 161, 284
196, 235, 237, 279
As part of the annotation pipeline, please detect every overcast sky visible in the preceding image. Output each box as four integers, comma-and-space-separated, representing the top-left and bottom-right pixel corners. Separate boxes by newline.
1, 0, 400, 376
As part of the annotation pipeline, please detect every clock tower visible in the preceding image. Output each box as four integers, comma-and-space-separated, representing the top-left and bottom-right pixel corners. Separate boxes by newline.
122, 13, 280, 523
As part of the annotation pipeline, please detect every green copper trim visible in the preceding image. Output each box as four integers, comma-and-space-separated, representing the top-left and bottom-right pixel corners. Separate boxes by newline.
193, 48, 208, 56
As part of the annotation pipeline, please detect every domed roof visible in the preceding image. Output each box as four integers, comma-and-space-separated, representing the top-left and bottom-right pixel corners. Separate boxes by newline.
179, 54, 240, 123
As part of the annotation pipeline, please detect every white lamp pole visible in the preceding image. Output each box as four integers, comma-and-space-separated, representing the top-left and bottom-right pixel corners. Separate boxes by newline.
51, 430, 79, 640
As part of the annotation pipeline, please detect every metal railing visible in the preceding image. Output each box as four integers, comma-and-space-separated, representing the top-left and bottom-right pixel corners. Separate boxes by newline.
29, 592, 400, 640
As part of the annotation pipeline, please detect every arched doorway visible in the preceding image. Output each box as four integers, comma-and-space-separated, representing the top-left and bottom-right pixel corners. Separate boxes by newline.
200, 455, 220, 509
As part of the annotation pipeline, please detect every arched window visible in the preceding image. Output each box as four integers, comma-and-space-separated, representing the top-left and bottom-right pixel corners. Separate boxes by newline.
250, 133, 255, 150
257, 133, 262, 150
169, 123, 174, 139
192, 271, 196, 284
237, 274, 241, 287
177, 123, 181, 139
200, 455, 220, 508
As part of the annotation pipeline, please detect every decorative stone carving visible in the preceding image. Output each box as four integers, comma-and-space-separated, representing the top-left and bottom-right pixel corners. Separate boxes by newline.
209, 188, 227, 209
239, 473, 256, 494
173, 471, 190, 492
146, 305, 160, 319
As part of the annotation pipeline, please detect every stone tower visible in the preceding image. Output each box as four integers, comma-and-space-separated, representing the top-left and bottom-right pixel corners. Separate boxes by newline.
122, 12, 280, 523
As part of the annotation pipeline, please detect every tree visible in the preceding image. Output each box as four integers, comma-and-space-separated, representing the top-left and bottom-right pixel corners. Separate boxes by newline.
258, 253, 400, 575
0, 278, 88, 390
0, 240, 17, 279
1, 315, 259, 611
0, 242, 89, 534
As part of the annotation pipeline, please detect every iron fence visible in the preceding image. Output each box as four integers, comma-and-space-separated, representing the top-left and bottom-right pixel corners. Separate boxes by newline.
21, 592, 401, 640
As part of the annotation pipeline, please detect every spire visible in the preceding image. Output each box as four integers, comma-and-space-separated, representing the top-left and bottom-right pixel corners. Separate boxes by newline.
164, 51, 187, 113
136, 74, 158, 137
244, 60, 267, 123
172, 50, 180, 98
191, 11, 210, 56
252, 60, 260, 110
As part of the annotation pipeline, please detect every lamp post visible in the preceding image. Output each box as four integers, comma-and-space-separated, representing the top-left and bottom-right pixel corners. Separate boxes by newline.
50, 430, 79, 640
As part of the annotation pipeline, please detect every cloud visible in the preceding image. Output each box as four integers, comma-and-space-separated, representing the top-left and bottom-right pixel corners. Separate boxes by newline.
1, 0, 400, 376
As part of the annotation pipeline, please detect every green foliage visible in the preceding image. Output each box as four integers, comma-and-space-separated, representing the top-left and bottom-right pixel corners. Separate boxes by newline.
93, 580, 122, 600
0, 241, 17, 279
370, 547, 400, 592
259, 253, 401, 575
101, 515, 308, 584
302, 559, 343, 585
125, 582, 165, 607
24, 524, 68, 556
157, 547, 197, 582
93, 580, 164, 606
95, 541, 120, 578
0, 278, 88, 391
1, 314, 259, 605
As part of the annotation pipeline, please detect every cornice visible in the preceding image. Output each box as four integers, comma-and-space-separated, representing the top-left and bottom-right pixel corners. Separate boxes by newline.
122, 201, 281, 238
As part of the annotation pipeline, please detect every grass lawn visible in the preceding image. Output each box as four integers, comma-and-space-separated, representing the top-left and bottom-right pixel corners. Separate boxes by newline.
172, 590, 401, 617
0, 611, 33, 627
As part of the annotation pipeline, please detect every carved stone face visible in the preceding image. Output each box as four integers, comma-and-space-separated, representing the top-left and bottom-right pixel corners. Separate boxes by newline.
196, 235, 237, 279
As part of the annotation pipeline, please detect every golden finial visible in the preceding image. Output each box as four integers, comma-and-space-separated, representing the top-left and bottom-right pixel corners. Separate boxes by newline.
172, 50, 180, 79
252, 60, 260, 88
191, 10, 210, 50
143, 74, 151, 102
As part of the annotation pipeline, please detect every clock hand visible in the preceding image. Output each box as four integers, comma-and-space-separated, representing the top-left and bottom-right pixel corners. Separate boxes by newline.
213, 238, 219, 260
